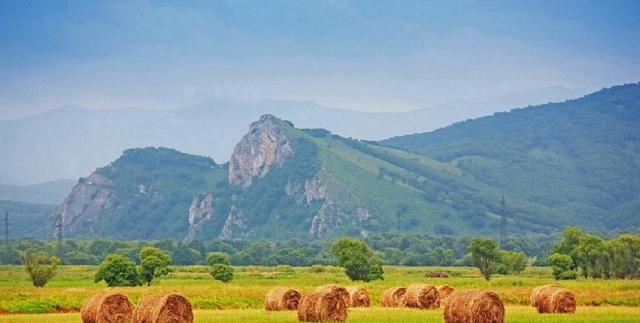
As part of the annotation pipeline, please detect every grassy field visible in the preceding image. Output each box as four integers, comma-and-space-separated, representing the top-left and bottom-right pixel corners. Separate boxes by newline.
0, 265, 639, 321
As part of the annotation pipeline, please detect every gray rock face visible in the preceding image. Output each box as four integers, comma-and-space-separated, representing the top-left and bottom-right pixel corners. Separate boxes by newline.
219, 205, 248, 240
53, 172, 114, 234
228, 114, 294, 188
184, 193, 214, 243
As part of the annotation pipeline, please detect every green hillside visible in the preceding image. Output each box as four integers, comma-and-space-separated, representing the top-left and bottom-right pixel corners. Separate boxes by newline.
381, 83, 640, 234
0, 200, 54, 239
54, 84, 640, 240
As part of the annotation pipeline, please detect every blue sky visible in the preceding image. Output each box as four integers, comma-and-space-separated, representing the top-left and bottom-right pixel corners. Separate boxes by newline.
1, 0, 639, 118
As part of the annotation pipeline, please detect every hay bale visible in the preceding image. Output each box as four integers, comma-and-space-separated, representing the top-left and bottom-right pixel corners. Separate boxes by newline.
443, 290, 505, 323
264, 287, 302, 311
426, 271, 449, 278
381, 287, 406, 307
81, 293, 133, 323
345, 286, 370, 307
402, 284, 440, 309
531, 285, 576, 314
438, 285, 455, 304
297, 291, 347, 322
530, 284, 558, 308
314, 285, 350, 308
132, 294, 193, 323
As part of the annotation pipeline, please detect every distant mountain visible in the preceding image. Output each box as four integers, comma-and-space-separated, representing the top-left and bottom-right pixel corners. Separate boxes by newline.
54, 115, 526, 241
48, 83, 640, 241
0, 179, 76, 204
381, 83, 640, 232
0, 90, 588, 185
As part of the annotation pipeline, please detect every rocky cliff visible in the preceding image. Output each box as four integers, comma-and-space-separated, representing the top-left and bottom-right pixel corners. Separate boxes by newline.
53, 172, 114, 235
228, 114, 294, 188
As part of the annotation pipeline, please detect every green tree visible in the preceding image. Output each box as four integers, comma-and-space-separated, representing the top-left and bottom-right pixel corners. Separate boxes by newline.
609, 235, 640, 279
139, 247, 171, 286
21, 250, 60, 287
495, 250, 528, 274
95, 254, 140, 287
210, 264, 234, 283
207, 252, 231, 266
548, 253, 577, 280
331, 237, 384, 282
468, 238, 501, 281
575, 234, 606, 278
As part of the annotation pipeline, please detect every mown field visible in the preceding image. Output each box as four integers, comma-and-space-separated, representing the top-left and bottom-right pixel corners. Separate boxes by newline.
0, 265, 639, 322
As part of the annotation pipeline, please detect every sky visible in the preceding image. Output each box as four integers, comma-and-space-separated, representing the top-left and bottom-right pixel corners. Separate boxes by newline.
1, 0, 639, 119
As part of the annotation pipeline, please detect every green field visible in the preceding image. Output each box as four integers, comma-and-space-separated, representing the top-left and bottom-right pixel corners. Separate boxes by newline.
1, 265, 639, 322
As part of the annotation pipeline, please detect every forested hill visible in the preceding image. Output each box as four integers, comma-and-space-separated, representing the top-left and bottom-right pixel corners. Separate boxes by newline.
381, 83, 640, 232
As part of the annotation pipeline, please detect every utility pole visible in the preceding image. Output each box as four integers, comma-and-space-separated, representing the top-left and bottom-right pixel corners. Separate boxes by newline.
3, 209, 8, 246
55, 213, 63, 259
500, 196, 507, 249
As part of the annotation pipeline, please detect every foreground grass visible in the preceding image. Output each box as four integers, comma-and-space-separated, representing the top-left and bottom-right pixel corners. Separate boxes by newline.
0, 265, 639, 315
1, 306, 639, 323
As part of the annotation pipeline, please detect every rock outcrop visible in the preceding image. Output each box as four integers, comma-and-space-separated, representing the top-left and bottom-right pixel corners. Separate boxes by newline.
184, 193, 214, 243
219, 205, 248, 240
228, 114, 294, 187
53, 172, 114, 234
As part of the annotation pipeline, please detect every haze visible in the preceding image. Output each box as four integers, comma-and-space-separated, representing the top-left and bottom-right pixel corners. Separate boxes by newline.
1, 0, 639, 120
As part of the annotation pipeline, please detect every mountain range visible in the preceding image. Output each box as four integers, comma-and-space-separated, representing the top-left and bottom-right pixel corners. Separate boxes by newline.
46, 83, 640, 241
0, 86, 587, 186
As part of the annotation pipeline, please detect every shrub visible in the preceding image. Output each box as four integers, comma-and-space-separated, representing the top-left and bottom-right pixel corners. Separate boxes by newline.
331, 237, 384, 282
548, 253, 577, 280
21, 250, 60, 287
495, 250, 528, 274
210, 264, 234, 283
95, 254, 140, 286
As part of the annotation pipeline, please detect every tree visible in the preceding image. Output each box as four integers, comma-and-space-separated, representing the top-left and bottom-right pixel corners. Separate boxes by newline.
207, 252, 231, 266
468, 238, 501, 281
210, 264, 234, 283
21, 250, 60, 287
139, 247, 171, 286
331, 237, 384, 282
495, 250, 528, 274
95, 254, 140, 287
548, 253, 577, 280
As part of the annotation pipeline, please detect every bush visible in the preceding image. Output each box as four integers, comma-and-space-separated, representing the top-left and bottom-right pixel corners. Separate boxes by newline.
210, 264, 234, 283
495, 250, 528, 274
548, 253, 577, 280
207, 252, 231, 266
21, 250, 60, 287
331, 237, 384, 282
95, 254, 140, 286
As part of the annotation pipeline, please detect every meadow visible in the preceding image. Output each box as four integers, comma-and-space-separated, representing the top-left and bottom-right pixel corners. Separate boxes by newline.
0, 265, 639, 322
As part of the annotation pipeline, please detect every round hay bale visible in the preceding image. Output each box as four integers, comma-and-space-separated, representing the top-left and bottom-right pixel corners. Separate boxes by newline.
381, 287, 406, 307
402, 284, 440, 309
438, 285, 455, 305
443, 290, 505, 323
314, 285, 350, 308
345, 286, 370, 307
264, 287, 302, 311
297, 291, 347, 322
132, 294, 193, 323
530, 284, 558, 308
531, 285, 576, 314
425, 271, 449, 278
81, 293, 133, 323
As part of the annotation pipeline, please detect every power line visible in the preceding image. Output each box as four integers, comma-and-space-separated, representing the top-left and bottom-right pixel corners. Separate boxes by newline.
500, 196, 507, 248
3, 209, 8, 246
